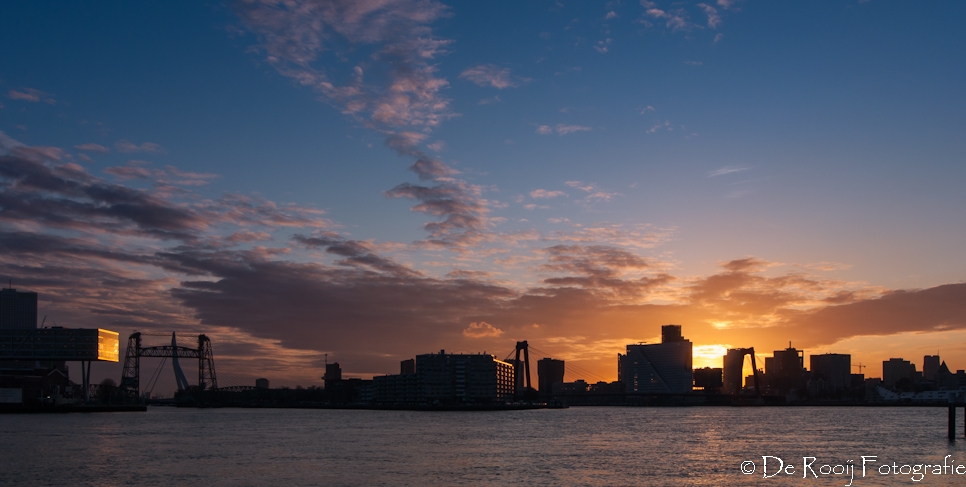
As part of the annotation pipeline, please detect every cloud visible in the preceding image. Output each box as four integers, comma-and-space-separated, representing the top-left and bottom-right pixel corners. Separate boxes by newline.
537, 124, 592, 135
697, 3, 721, 28
606, 11, 618, 19
8, 88, 55, 104
105, 162, 219, 186
565, 180, 596, 192
384, 178, 494, 248
707, 165, 749, 177
294, 233, 418, 277
640, 1, 693, 31
6, 135, 966, 383
647, 120, 672, 133
463, 321, 504, 338
459, 64, 520, 89
530, 189, 567, 199
115, 140, 165, 153
563, 180, 620, 202
234, 0, 453, 131
594, 38, 612, 54
75, 143, 110, 153
234, 0, 498, 250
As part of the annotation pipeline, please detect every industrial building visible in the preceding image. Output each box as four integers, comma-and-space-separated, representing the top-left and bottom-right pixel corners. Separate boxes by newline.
0, 326, 120, 407
618, 325, 692, 394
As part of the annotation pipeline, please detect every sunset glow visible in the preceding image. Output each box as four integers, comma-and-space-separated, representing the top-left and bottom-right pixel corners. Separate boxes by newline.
1, 1, 965, 390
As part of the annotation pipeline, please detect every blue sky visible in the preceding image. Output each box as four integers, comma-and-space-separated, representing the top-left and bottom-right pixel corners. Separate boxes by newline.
2, 0, 965, 386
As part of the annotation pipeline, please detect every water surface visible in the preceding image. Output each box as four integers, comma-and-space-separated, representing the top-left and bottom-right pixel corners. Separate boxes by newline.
3, 406, 966, 486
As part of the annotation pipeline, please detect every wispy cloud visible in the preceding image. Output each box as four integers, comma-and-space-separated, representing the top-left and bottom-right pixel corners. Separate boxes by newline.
697, 3, 721, 28
641, 1, 693, 31
564, 181, 620, 202
116, 140, 165, 153
594, 38, 612, 53
707, 165, 749, 177
537, 124, 592, 135
75, 143, 110, 153
459, 64, 523, 89
235, 0, 453, 131
646, 120, 672, 133
235, 0, 500, 250
530, 189, 567, 199
8, 88, 55, 105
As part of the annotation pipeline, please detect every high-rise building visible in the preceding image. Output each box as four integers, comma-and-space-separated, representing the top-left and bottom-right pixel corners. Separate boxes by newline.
661, 324, 684, 343
767, 345, 805, 394
809, 353, 851, 392
923, 355, 941, 381
618, 325, 692, 394
416, 351, 514, 404
0, 288, 38, 330
324, 362, 342, 389
882, 358, 916, 389
537, 358, 565, 395
723, 349, 748, 394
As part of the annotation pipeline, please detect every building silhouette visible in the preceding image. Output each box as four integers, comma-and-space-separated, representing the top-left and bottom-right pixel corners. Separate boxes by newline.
0, 288, 37, 330
765, 345, 805, 394
693, 367, 723, 391
723, 348, 760, 394
400, 358, 415, 375
537, 358, 565, 397
618, 325, 692, 394
882, 358, 916, 389
923, 355, 940, 381
809, 353, 851, 394
415, 351, 514, 405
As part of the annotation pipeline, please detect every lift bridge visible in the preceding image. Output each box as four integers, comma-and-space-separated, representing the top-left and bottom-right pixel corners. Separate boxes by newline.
118, 332, 217, 401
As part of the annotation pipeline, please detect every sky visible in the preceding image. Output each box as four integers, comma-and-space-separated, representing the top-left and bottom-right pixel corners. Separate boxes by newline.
1, 0, 965, 391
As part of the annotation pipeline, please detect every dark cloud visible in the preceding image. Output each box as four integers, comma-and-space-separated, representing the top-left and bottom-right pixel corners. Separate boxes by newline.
0, 154, 206, 240
293, 233, 418, 276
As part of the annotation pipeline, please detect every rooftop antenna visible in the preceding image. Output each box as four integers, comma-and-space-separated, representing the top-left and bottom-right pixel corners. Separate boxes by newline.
41, 315, 47, 327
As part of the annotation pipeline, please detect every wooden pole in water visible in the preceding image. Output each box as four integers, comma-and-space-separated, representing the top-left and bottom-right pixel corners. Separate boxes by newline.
949, 396, 956, 441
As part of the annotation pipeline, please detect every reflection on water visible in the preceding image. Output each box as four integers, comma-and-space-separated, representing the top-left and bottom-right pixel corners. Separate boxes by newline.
3, 407, 966, 486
